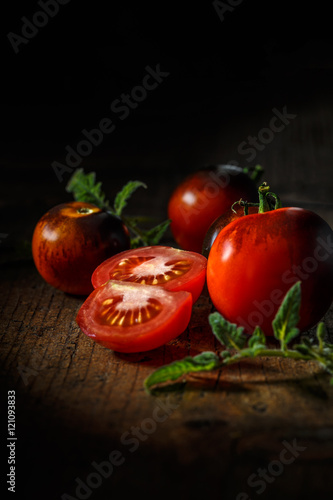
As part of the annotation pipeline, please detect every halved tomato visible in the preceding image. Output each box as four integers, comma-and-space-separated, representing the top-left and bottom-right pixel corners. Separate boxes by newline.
76, 280, 192, 352
91, 246, 207, 303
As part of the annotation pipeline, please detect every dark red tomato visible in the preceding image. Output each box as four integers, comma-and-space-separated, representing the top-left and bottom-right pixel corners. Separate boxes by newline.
32, 202, 130, 296
202, 204, 258, 257
92, 245, 207, 303
207, 207, 333, 335
168, 165, 258, 253
76, 280, 192, 352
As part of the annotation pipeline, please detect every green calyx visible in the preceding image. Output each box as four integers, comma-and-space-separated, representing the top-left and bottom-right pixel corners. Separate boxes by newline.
231, 199, 259, 216
231, 182, 282, 216
258, 182, 281, 213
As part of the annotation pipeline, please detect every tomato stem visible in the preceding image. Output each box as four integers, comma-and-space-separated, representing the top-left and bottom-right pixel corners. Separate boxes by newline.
231, 199, 259, 215
258, 182, 281, 213
231, 182, 282, 216
258, 183, 271, 213
223, 348, 314, 365
267, 192, 282, 209
77, 207, 94, 214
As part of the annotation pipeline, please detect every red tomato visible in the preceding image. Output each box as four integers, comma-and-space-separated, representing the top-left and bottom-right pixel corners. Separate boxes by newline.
32, 202, 130, 296
91, 245, 207, 303
207, 207, 333, 335
202, 204, 258, 257
76, 280, 192, 352
168, 165, 258, 253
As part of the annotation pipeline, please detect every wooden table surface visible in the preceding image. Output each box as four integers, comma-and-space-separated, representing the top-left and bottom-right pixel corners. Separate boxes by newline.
2, 3, 333, 499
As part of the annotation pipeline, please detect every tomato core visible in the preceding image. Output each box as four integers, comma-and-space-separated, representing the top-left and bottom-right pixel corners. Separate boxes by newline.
100, 286, 162, 327
106, 255, 192, 286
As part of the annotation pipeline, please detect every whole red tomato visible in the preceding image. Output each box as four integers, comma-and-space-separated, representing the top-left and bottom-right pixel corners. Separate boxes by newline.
32, 201, 130, 295
207, 206, 333, 335
168, 164, 259, 253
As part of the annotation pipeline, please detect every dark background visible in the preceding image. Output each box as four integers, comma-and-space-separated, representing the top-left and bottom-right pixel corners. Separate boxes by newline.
1, 2, 333, 165
1, 2, 333, 499
1, 0, 333, 247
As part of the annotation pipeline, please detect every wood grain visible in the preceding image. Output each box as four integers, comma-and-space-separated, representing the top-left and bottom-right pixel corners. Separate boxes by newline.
1, 257, 333, 500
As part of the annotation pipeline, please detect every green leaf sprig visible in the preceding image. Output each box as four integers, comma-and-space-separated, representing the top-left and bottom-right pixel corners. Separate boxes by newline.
66, 169, 171, 248
242, 164, 264, 183
144, 281, 333, 392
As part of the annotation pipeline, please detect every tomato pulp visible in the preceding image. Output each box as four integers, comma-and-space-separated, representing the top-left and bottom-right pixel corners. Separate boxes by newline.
207, 207, 333, 335
168, 165, 258, 253
76, 280, 192, 352
32, 202, 130, 295
92, 245, 207, 303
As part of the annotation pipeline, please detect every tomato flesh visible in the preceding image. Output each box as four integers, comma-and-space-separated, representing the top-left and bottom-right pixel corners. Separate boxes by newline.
76, 280, 192, 352
207, 207, 333, 335
92, 246, 207, 303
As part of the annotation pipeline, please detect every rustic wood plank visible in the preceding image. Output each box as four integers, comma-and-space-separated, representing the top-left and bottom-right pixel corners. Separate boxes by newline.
2, 261, 333, 438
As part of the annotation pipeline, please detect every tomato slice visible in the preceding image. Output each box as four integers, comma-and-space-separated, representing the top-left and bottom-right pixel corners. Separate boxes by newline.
91, 245, 207, 303
76, 280, 192, 353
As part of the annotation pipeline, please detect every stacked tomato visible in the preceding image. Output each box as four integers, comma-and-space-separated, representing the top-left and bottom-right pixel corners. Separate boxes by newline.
78, 246, 207, 352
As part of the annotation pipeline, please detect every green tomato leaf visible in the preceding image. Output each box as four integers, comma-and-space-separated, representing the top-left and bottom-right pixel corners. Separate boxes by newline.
66, 170, 168, 247
144, 351, 220, 392
113, 180, 147, 217
272, 281, 301, 349
293, 343, 313, 357
284, 328, 301, 345
250, 344, 267, 355
220, 350, 232, 359
66, 168, 110, 210
248, 326, 266, 348
237, 347, 258, 358
209, 312, 246, 350
243, 164, 264, 183
316, 322, 327, 354
128, 236, 143, 249
123, 215, 161, 225
122, 216, 171, 247
140, 219, 171, 246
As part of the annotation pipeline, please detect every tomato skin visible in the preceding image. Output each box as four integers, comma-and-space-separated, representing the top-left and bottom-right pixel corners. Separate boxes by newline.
91, 245, 207, 303
76, 280, 193, 353
207, 207, 333, 335
168, 165, 258, 253
202, 204, 258, 257
32, 202, 130, 295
